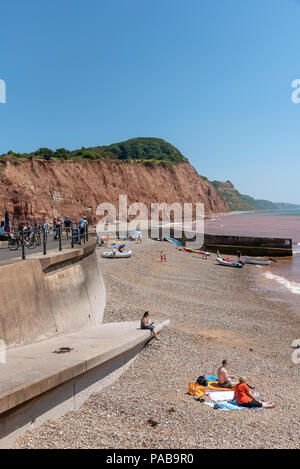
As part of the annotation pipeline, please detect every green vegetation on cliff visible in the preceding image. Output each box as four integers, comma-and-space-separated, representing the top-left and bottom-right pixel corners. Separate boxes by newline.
211, 181, 254, 211
1, 138, 187, 168
212, 180, 300, 211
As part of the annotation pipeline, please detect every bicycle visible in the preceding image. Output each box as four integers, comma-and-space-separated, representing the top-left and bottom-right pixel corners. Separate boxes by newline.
8, 231, 38, 251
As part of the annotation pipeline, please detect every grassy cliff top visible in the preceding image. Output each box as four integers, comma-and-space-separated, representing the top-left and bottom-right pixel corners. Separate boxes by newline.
1, 137, 187, 168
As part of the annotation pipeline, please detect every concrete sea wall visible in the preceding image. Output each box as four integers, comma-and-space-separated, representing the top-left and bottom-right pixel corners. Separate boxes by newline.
0, 239, 169, 447
0, 240, 106, 348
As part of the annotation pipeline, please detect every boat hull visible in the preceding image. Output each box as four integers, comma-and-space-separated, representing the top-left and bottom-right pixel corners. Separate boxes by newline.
216, 257, 244, 268
183, 247, 210, 255
101, 250, 132, 259
165, 237, 183, 246
243, 256, 271, 265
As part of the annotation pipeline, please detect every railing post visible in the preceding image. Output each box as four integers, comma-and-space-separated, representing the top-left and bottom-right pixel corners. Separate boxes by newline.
86, 224, 88, 242
21, 230, 25, 260
43, 228, 47, 255
71, 225, 74, 248
79, 226, 81, 245
58, 225, 62, 251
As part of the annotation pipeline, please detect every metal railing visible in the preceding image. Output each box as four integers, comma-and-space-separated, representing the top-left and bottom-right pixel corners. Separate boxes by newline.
0, 224, 89, 260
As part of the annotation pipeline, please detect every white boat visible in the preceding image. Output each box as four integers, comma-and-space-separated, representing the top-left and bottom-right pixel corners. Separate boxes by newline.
216, 257, 244, 268
243, 256, 271, 265
101, 250, 132, 259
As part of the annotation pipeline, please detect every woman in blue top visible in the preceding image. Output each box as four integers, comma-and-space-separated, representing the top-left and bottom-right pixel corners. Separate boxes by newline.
141, 312, 160, 340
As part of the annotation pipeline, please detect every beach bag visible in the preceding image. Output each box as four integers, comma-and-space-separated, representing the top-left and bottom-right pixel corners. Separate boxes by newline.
188, 382, 206, 398
196, 375, 208, 387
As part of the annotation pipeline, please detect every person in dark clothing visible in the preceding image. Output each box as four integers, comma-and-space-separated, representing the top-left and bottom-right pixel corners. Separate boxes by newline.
64, 216, 72, 239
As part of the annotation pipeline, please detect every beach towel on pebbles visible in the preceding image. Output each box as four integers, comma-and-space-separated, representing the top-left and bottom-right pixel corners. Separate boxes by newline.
203, 375, 218, 381
206, 391, 234, 401
208, 381, 233, 391
204, 400, 244, 411
204, 398, 263, 411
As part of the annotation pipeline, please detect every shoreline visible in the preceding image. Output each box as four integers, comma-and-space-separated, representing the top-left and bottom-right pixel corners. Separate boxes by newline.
14, 239, 300, 449
207, 208, 300, 219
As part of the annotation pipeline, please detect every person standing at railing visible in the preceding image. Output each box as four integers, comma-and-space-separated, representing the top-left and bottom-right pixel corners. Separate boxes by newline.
34, 222, 42, 244
64, 216, 72, 240
55, 218, 62, 240
43, 221, 49, 242
77, 217, 88, 241
53, 218, 57, 240
24, 223, 31, 242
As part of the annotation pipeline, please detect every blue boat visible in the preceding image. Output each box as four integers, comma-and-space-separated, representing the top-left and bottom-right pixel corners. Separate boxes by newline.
165, 237, 183, 246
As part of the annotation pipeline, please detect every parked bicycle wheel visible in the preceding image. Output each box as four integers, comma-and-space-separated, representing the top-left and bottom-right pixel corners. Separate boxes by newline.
8, 238, 19, 251
26, 239, 37, 249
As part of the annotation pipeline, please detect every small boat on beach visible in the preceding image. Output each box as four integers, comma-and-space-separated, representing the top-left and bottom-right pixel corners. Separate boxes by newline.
101, 250, 132, 259
243, 256, 271, 265
165, 237, 183, 246
216, 257, 244, 268
183, 247, 210, 256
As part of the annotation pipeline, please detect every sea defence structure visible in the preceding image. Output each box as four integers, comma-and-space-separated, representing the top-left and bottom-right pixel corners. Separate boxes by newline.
112, 228, 293, 257
0, 240, 105, 348
201, 234, 293, 257
0, 238, 168, 447
151, 228, 292, 257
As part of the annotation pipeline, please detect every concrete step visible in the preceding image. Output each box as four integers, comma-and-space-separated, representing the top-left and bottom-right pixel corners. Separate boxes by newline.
0, 320, 169, 416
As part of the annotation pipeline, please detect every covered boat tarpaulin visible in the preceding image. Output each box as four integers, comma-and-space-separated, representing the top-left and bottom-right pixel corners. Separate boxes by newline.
129, 230, 141, 240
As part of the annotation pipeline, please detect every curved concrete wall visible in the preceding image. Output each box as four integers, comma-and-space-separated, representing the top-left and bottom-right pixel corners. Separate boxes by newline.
0, 241, 106, 348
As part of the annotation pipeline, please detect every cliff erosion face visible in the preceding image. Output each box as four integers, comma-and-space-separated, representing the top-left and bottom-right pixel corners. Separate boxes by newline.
0, 159, 229, 223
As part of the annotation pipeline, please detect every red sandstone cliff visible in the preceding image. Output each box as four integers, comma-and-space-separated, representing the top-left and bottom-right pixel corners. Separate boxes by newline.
0, 159, 229, 223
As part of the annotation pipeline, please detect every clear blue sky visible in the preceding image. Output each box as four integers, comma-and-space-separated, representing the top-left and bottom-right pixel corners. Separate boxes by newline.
1, 0, 300, 203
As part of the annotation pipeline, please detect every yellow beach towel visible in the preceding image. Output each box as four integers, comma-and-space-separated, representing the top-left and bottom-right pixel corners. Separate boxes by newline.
188, 382, 206, 398
208, 381, 233, 391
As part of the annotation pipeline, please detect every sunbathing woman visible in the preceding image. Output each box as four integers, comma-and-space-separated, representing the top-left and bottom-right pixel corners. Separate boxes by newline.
140, 311, 160, 340
234, 377, 275, 408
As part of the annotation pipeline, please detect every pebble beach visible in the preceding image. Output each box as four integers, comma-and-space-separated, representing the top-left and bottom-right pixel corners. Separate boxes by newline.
14, 239, 300, 449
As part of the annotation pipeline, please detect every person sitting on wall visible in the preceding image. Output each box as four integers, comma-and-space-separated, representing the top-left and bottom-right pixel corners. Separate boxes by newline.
140, 311, 160, 341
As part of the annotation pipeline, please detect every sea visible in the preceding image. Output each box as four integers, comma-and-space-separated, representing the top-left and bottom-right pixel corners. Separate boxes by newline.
204, 210, 300, 299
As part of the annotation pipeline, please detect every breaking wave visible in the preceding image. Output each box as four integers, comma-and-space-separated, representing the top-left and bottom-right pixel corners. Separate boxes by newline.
264, 272, 300, 295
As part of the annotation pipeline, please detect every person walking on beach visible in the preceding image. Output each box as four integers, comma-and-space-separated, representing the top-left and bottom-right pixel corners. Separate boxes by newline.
234, 377, 275, 408
217, 360, 238, 388
160, 251, 167, 262
237, 250, 244, 264
140, 311, 160, 340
